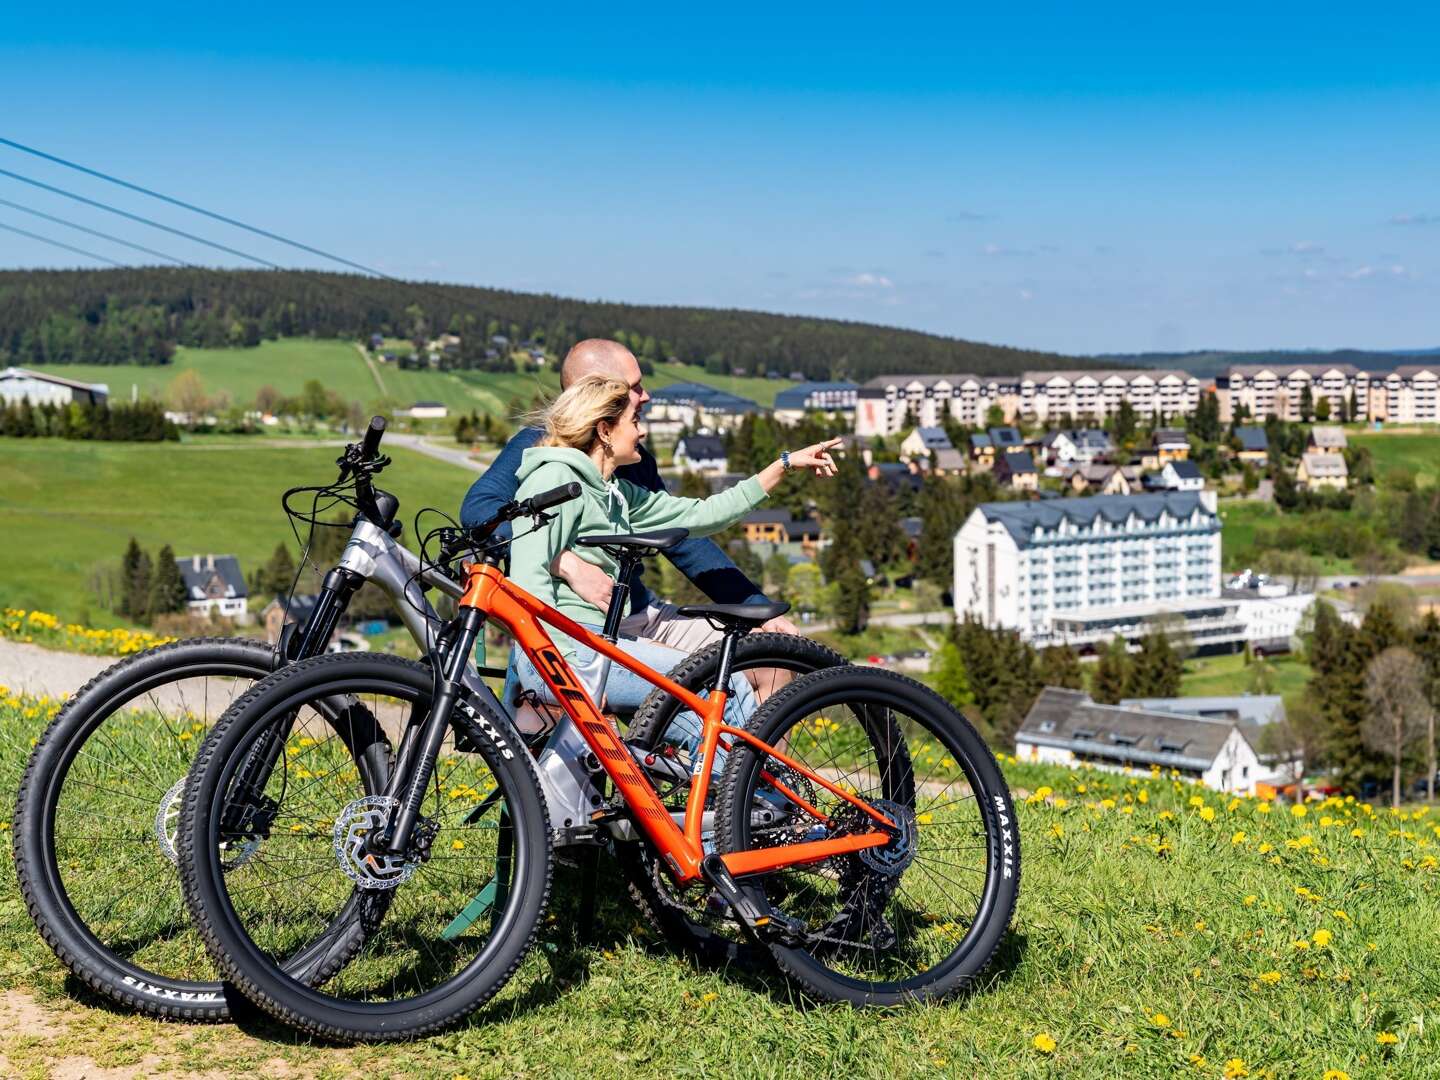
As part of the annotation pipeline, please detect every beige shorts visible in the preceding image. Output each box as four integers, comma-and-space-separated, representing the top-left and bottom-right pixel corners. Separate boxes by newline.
617, 602, 724, 654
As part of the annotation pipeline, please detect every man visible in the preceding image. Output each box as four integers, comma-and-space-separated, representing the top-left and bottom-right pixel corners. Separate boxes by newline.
460, 339, 799, 669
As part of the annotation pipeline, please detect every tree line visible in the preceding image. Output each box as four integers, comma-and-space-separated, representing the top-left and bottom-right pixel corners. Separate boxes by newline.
0, 397, 178, 441
0, 267, 1094, 382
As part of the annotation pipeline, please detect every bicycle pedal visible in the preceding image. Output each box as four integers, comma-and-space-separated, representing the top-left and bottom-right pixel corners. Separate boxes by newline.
699, 854, 777, 940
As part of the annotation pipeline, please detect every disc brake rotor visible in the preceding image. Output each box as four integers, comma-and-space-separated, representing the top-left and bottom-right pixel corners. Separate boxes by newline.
155, 777, 258, 871
333, 795, 421, 890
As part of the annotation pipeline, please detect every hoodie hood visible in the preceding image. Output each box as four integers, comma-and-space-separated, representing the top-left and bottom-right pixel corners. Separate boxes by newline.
516, 445, 606, 490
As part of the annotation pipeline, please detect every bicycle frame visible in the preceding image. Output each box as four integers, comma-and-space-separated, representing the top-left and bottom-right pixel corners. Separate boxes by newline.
459, 562, 895, 885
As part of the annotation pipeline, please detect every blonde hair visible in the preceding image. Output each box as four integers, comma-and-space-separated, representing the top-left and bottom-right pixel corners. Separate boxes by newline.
531, 373, 632, 451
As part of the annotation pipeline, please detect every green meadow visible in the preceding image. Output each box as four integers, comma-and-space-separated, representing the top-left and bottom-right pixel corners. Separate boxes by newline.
1, 689, 1435, 1078
0, 437, 478, 622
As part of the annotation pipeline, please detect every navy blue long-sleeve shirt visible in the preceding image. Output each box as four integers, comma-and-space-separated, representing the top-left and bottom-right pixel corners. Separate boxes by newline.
459, 427, 769, 615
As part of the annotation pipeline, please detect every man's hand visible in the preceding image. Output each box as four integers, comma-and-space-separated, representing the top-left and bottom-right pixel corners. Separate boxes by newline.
554, 551, 616, 614
760, 615, 800, 636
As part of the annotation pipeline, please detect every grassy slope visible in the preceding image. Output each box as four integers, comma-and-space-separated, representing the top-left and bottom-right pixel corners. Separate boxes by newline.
1180, 652, 1314, 712
1, 692, 1435, 1078
0, 438, 477, 622
46, 338, 787, 418
1351, 430, 1440, 487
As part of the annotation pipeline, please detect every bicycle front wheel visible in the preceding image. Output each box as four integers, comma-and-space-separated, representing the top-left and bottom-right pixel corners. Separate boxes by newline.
178, 652, 552, 1041
714, 666, 1019, 1006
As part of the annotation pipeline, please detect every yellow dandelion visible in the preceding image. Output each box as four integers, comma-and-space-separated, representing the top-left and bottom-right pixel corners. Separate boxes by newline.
1232, 830, 1247, 844
1313, 928, 1333, 948
1243, 894, 1258, 906
1257, 970, 1282, 984
1223, 1058, 1249, 1078
1377, 1032, 1398, 1045
451, 840, 465, 850
1151, 1012, 1171, 1027
1138, 789, 1149, 804
1031, 1032, 1057, 1054
1333, 909, 1350, 922
1199, 806, 1216, 822
1322, 1071, 1351, 1080
1291, 803, 1307, 818
1256, 802, 1272, 815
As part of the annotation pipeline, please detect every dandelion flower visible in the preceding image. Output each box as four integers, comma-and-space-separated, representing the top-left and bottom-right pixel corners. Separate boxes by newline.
1199, 806, 1216, 822
1257, 970, 1282, 984
1243, 894, 1258, 906
1151, 1012, 1171, 1027
1291, 804, 1307, 818
1333, 909, 1350, 922
700, 991, 718, 1003
1232, 831, 1247, 844
1313, 928, 1333, 948
1032, 1032, 1057, 1054
1256, 802, 1272, 815
1322, 1071, 1351, 1080
1138, 789, 1149, 804
1377, 1032, 1398, 1045
1223, 1058, 1249, 1078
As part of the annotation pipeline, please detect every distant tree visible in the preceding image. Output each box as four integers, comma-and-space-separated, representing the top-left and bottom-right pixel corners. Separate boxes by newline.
1314, 395, 1331, 422
128, 545, 154, 625
253, 542, 298, 598
1364, 646, 1432, 808
1091, 636, 1131, 704
763, 550, 791, 597
1111, 400, 1138, 446
786, 563, 824, 614
167, 369, 209, 426
1188, 391, 1222, 443
1124, 629, 1182, 698
1036, 644, 1085, 690
1298, 384, 1314, 422
932, 639, 975, 710
827, 553, 871, 635
147, 544, 187, 617
120, 537, 145, 620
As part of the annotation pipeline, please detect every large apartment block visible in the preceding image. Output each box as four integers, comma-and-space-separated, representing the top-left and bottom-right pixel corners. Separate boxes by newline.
1216, 362, 1440, 423
953, 492, 1222, 641
857, 369, 1200, 436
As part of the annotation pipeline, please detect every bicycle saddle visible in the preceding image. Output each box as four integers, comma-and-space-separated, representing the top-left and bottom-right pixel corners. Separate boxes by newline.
576, 528, 689, 555
676, 601, 791, 629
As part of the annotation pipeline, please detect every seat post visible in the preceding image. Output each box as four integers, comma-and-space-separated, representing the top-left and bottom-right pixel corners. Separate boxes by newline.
712, 628, 742, 695
599, 553, 639, 642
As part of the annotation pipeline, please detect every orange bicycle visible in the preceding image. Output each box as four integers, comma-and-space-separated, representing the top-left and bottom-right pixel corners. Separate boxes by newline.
176, 485, 1019, 1039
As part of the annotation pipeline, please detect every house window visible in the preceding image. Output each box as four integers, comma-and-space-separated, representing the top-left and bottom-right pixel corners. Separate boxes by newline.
1038, 720, 1056, 733
1242, 766, 1250, 779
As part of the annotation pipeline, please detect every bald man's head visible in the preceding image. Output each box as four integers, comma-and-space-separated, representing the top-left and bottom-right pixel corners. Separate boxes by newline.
561, 339, 642, 390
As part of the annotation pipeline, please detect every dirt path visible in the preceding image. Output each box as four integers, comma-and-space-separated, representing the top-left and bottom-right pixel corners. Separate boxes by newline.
0, 639, 116, 699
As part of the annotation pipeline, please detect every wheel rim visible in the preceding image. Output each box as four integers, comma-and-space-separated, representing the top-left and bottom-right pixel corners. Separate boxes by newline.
727, 683, 1006, 993
196, 674, 536, 1010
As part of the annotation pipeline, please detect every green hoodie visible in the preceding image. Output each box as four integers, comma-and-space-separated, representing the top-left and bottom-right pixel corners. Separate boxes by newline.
509, 446, 767, 640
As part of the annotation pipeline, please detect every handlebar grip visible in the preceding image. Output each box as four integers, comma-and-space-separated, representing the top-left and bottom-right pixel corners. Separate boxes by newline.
527, 482, 582, 513
360, 415, 387, 459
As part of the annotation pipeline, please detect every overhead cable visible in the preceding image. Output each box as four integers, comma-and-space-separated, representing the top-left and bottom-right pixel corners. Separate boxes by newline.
0, 220, 126, 266
0, 135, 399, 280
0, 196, 186, 265
0, 166, 285, 269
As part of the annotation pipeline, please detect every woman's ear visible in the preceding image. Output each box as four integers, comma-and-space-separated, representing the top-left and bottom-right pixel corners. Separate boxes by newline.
595, 419, 612, 448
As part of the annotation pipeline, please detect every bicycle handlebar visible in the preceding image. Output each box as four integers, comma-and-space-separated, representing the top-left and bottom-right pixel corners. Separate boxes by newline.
360, 415, 387, 461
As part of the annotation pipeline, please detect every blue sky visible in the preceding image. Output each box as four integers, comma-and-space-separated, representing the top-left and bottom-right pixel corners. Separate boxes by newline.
1, 4, 1437, 354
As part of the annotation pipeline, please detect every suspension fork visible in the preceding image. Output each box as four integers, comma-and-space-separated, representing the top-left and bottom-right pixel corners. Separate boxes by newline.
220, 568, 364, 836
377, 606, 485, 855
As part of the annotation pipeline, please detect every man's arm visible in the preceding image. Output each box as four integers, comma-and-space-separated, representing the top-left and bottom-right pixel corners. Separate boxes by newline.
458, 426, 542, 534
619, 447, 769, 606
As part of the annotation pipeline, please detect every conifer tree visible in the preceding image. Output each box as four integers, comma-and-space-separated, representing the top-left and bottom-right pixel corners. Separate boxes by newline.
1091, 636, 1131, 704
147, 545, 188, 617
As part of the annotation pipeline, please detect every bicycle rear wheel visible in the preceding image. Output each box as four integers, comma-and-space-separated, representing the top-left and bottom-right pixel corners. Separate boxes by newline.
178, 652, 551, 1041
12, 638, 389, 1020
714, 667, 1019, 1006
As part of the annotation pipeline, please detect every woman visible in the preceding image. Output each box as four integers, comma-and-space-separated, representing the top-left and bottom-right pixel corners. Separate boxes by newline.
508, 373, 841, 723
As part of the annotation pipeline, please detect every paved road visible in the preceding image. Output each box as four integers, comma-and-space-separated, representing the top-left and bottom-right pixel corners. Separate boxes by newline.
385, 433, 494, 472
1, 639, 133, 700
1318, 574, 1440, 589
804, 609, 953, 633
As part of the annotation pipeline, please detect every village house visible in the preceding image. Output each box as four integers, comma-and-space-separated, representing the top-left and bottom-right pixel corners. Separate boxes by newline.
1152, 428, 1191, 463
1016, 687, 1265, 794
1040, 428, 1114, 467
741, 509, 823, 555
177, 554, 250, 622
931, 447, 967, 476
899, 426, 953, 460
969, 432, 995, 469
1233, 426, 1269, 465
1159, 459, 1205, 492
1307, 425, 1348, 452
1068, 463, 1132, 496
0, 366, 109, 407
672, 433, 728, 473
405, 401, 448, 419
994, 448, 1038, 491
1297, 451, 1348, 491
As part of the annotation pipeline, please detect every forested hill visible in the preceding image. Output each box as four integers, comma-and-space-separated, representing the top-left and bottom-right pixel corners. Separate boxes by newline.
0, 267, 1092, 382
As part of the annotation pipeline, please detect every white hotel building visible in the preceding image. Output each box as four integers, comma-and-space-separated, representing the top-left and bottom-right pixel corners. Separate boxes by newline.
953, 492, 1223, 645
856, 369, 1201, 436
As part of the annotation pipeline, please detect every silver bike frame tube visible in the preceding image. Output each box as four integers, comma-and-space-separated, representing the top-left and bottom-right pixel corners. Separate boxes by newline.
334, 520, 599, 840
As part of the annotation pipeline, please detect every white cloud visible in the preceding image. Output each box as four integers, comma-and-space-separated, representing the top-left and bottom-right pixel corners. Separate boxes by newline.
1390, 213, 1439, 226
1018, 288, 1034, 301
980, 242, 1035, 257
845, 272, 894, 288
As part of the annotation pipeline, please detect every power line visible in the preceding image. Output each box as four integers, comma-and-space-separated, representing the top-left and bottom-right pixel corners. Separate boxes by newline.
0, 197, 185, 265
0, 135, 399, 281
0, 220, 126, 266
0, 166, 284, 269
